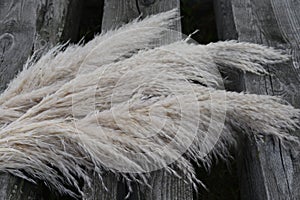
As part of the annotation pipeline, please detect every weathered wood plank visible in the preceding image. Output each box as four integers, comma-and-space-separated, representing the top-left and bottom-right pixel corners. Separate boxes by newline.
102, 0, 181, 44
0, 0, 82, 91
0, 0, 37, 92
213, 0, 244, 92
102, 0, 139, 31
100, 0, 193, 199
83, 172, 120, 200
102, 0, 181, 31
0, 0, 82, 199
132, 170, 193, 200
213, 0, 237, 41
214, 0, 300, 199
0, 173, 44, 200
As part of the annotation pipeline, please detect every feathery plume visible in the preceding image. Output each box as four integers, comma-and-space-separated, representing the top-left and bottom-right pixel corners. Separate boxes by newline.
0, 11, 298, 198
0, 9, 179, 126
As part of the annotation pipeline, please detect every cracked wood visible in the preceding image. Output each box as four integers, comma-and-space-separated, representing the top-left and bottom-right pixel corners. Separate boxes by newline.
214, 0, 300, 199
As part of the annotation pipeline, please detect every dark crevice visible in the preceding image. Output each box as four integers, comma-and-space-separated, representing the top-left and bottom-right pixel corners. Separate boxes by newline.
181, 0, 218, 44
61, 0, 83, 43
264, 75, 269, 95
117, 179, 130, 200
180, 1, 240, 199
279, 140, 293, 198
76, 0, 104, 43
135, 0, 142, 15
268, 67, 275, 95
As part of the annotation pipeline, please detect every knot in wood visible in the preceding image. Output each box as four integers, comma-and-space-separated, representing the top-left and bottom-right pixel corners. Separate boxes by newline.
0, 33, 14, 53
140, 0, 155, 7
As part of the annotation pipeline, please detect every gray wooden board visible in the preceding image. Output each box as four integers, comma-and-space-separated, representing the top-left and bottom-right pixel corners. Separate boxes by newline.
0, 173, 43, 200
214, 0, 300, 199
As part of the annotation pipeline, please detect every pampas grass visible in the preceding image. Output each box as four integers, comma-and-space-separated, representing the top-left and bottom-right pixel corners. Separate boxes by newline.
0, 9, 178, 126
0, 9, 299, 198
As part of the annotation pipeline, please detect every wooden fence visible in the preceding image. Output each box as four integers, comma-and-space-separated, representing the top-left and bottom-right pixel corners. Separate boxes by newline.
0, 0, 299, 199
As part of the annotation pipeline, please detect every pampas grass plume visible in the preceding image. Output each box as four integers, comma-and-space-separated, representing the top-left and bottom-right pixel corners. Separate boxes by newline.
0, 9, 298, 198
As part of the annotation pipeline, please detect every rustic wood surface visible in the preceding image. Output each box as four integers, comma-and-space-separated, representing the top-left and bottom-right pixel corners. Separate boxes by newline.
214, 0, 300, 199
102, 0, 181, 31
0, 173, 43, 200
0, 0, 82, 92
2, 0, 299, 199
213, 0, 244, 92
83, 172, 120, 200
0, 0, 82, 199
101, 0, 181, 45
0, 0, 37, 92
131, 170, 193, 200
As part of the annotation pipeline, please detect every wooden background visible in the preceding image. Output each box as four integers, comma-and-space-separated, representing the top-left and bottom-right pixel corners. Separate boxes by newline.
0, 0, 299, 199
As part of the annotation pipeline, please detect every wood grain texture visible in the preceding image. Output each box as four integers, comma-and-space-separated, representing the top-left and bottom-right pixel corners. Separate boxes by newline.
0, 173, 44, 200
213, 0, 244, 92
213, 0, 237, 41
214, 0, 300, 199
100, 0, 192, 199
0, 0, 82, 92
102, 0, 181, 44
0, 0, 82, 199
83, 172, 119, 200
131, 170, 193, 200
0, 0, 37, 92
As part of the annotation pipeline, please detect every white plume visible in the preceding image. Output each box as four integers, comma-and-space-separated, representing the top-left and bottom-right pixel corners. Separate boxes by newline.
0, 9, 179, 126
0, 10, 298, 198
